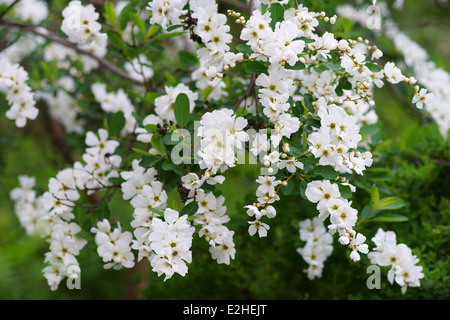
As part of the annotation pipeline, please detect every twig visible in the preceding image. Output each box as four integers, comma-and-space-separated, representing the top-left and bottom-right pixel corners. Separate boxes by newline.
385, 81, 427, 124
249, 0, 254, 14
0, 19, 144, 86
217, 0, 249, 12
0, 0, 20, 21
233, 73, 257, 113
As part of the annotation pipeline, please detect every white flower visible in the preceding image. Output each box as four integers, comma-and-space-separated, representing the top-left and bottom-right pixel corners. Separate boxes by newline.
85, 128, 119, 156
147, 0, 187, 30
120, 159, 157, 200
154, 83, 198, 123
412, 88, 433, 109
384, 62, 406, 84
248, 220, 270, 237
61, 1, 107, 46
349, 233, 369, 262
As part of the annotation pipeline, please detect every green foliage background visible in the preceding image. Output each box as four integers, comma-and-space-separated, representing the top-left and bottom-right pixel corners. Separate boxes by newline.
0, 0, 449, 299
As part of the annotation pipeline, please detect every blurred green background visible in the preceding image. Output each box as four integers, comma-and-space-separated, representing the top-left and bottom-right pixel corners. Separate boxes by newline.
0, 0, 449, 299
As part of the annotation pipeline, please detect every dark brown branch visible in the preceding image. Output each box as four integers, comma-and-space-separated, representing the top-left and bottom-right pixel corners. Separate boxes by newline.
218, 0, 249, 12
0, 0, 20, 21
233, 73, 257, 113
0, 18, 144, 86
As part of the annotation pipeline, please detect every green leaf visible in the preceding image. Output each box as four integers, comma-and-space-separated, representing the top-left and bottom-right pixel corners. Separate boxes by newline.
372, 214, 409, 223
360, 204, 372, 220
324, 62, 341, 71
287, 146, 302, 158
370, 185, 380, 208
178, 50, 198, 67
299, 180, 308, 200
140, 155, 162, 167
281, 179, 295, 196
335, 76, 352, 96
313, 64, 329, 73
284, 60, 306, 70
335, 84, 343, 97
151, 134, 165, 154
106, 30, 125, 50
162, 159, 184, 175
339, 76, 352, 90
295, 36, 315, 44
202, 86, 213, 100
146, 25, 161, 38
108, 176, 124, 184
110, 111, 126, 136
129, 12, 146, 36
152, 31, 186, 40
132, 148, 154, 157
365, 62, 382, 73
97, 201, 110, 220
270, 3, 285, 30
303, 93, 314, 112
311, 165, 339, 180
148, 207, 164, 216
302, 131, 308, 151
236, 44, 252, 56
245, 61, 268, 75
103, 1, 117, 26
338, 184, 353, 199
292, 100, 304, 117
374, 197, 406, 211
181, 201, 199, 216
163, 134, 180, 145
144, 124, 158, 132
174, 93, 190, 127
118, 4, 136, 29
360, 124, 380, 139
166, 24, 183, 32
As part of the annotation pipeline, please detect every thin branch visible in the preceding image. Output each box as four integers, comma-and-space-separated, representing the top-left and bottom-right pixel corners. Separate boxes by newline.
0, 19, 144, 86
385, 81, 428, 124
0, 0, 20, 21
217, 0, 249, 12
233, 73, 257, 113
249, 0, 254, 14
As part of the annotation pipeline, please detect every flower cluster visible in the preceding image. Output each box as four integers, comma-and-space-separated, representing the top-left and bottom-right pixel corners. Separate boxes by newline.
0, 58, 38, 127
190, 0, 238, 100
197, 108, 249, 174
147, 0, 187, 30
43, 39, 108, 74
188, 189, 236, 265
10, 176, 47, 236
39, 77, 85, 134
308, 99, 373, 174
8, 0, 48, 24
10, 176, 88, 291
5, 0, 431, 295
241, 10, 303, 146
91, 83, 137, 135
124, 54, 154, 83
91, 219, 135, 270
305, 180, 368, 261
43, 220, 87, 290
10, 127, 123, 289
337, 2, 450, 138
368, 228, 424, 293
244, 177, 279, 238
61, 1, 107, 46
129, 180, 168, 261
154, 83, 198, 124
147, 208, 195, 281
120, 159, 158, 201
297, 217, 333, 280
